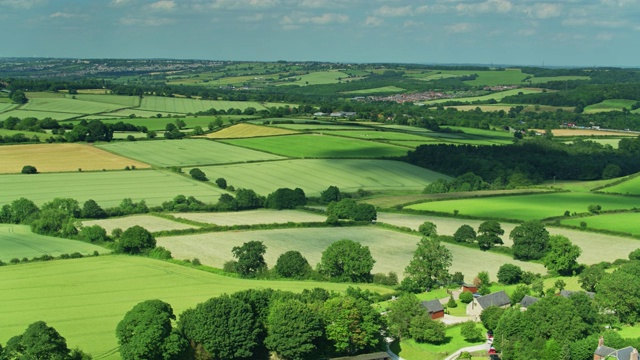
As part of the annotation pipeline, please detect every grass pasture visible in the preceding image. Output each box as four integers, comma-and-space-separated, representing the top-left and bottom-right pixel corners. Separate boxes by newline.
63, 94, 141, 107
0, 143, 150, 173
598, 175, 640, 195
269, 123, 366, 131
323, 130, 435, 141
0, 225, 107, 262
0, 128, 47, 141
139, 96, 268, 113
204, 123, 299, 139
584, 99, 638, 114
82, 215, 198, 233
411, 69, 529, 86
98, 139, 284, 167
0, 170, 225, 207
0, 256, 392, 359
562, 212, 640, 236
64, 115, 248, 131
527, 76, 590, 84
0, 109, 84, 121
405, 192, 640, 221
172, 209, 326, 226
188, 159, 449, 196
21, 97, 124, 114
0, 103, 17, 112
157, 226, 545, 281
422, 88, 542, 105
279, 70, 350, 86
344, 86, 405, 94
221, 134, 411, 158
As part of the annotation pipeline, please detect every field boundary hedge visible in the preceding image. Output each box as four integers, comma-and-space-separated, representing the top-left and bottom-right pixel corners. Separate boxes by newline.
153, 220, 372, 237
399, 188, 565, 208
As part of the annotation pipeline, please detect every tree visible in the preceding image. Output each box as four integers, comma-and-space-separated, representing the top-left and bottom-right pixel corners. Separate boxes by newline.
543, 235, 582, 276
232, 241, 267, 278
477, 220, 504, 250
80, 225, 108, 243
274, 250, 311, 279
174, 118, 186, 130
410, 313, 445, 344
578, 264, 606, 292
116, 300, 188, 360
81, 199, 106, 219
386, 294, 424, 341
447, 295, 457, 308
318, 239, 375, 283
418, 221, 437, 238
404, 237, 452, 291
459, 291, 474, 304
510, 284, 531, 305
215, 177, 227, 189
189, 168, 208, 181
497, 264, 523, 285
460, 321, 483, 342
322, 295, 382, 355
10, 90, 28, 104
320, 186, 341, 204
42, 198, 81, 218
235, 189, 264, 209
21, 165, 37, 174
30, 209, 77, 237
630, 248, 640, 260
454, 224, 476, 243
265, 299, 323, 360
596, 263, 640, 324
265, 188, 306, 210
510, 221, 550, 261
116, 225, 156, 254
6, 321, 72, 359
602, 164, 622, 179
480, 306, 505, 332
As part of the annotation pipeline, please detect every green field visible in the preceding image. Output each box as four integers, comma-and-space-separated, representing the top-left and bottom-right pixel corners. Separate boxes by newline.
0, 128, 47, 140
584, 99, 638, 114
83, 214, 198, 233
411, 69, 529, 86
221, 134, 411, 158
0, 256, 392, 359
173, 209, 326, 226
599, 175, 640, 195
0, 103, 17, 112
188, 159, 450, 195
422, 88, 542, 105
344, 86, 405, 94
139, 96, 269, 113
269, 123, 366, 131
395, 325, 486, 360
64, 94, 141, 107
0, 109, 84, 120
98, 139, 284, 167
21, 97, 123, 114
0, 225, 107, 262
157, 226, 545, 281
324, 130, 436, 141
562, 212, 640, 236
64, 115, 249, 131
0, 170, 225, 207
279, 70, 351, 86
406, 192, 640, 221
527, 76, 590, 84
100, 109, 182, 118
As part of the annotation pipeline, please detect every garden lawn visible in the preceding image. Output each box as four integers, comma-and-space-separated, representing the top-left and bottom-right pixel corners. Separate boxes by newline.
98, 139, 284, 167
599, 175, 640, 195
562, 212, 640, 236
0, 170, 225, 207
0, 225, 107, 262
187, 159, 450, 196
0, 143, 150, 173
172, 209, 326, 226
0, 255, 391, 359
82, 215, 198, 234
221, 134, 410, 158
156, 226, 545, 281
405, 192, 640, 221
393, 324, 486, 360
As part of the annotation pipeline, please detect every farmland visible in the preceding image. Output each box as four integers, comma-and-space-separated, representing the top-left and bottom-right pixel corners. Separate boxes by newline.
410, 69, 530, 86
137, 97, 291, 113
344, 86, 405, 94
561, 212, 640, 236
323, 130, 438, 141
21, 97, 124, 114
598, 175, 640, 195
279, 70, 351, 86
421, 88, 542, 105
173, 209, 326, 226
98, 139, 284, 167
0, 256, 391, 359
0, 143, 150, 173
0, 225, 107, 262
584, 99, 638, 114
187, 159, 449, 196
156, 226, 545, 280
204, 123, 299, 139
221, 134, 411, 158
82, 214, 198, 233
0, 109, 83, 120
64, 115, 249, 131
0, 170, 225, 207
405, 192, 640, 221
63, 94, 141, 107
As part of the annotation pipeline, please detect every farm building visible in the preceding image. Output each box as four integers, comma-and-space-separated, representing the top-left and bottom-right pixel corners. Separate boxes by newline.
331, 352, 391, 360
466, 290, 511, 316
421, 299, 445, 319
519, 295, 539, 310
461, 283, 478, 293
594, 336, 638, 360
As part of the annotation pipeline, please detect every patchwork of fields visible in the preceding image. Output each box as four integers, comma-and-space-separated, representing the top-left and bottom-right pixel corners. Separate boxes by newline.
172, 209, 326, 226
82, 214, 198, 233
562, 212, 640, 236
139, 97, 268, 113
204, 123, 299, 139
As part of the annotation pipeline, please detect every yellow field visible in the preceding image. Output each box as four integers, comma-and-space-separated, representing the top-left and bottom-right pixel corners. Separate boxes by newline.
203, 123, 298, 139
0, 144, 150, 173
548, 129, 639, 137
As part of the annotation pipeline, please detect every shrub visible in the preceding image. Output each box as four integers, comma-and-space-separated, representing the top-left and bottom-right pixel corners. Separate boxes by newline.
372, 272, 399, 286
10, 258, 20, 264
149, 247, 172, 260
447, 295, 457, 308
274, 250, 310, 279
189, 168, 208, 181
629, 249, 640, 261
459, 291, 474, 304
21, 165, 38, 174
191, 258, 201, 266
460, 321, 483, 342
497, 264, 522, 285
215, 177, 227, 189
418, 221, 437, 237
410, 314, 446, 344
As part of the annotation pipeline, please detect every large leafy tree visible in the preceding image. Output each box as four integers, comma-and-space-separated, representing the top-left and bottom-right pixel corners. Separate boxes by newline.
116, 225, 156, 254
386, 293, 425, 341
116, 299, 188, 360
596, 262, 640, 324
404, 237, 452, 291
578, 264, 606, 292
318, 239, 375, 283
4, 321, 71, 359
510, 221, 550, 260
453, 224, 476, 243
265, 299, 323, 360
232, 241, 267, 278
82, 199, 107, 219
477, 220, 504, 251
322, 295, 382, 356
274, 250, 311, 279
543, 235, 582, 276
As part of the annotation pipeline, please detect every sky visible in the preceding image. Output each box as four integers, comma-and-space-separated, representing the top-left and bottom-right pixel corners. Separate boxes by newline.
0, 0, 639, 67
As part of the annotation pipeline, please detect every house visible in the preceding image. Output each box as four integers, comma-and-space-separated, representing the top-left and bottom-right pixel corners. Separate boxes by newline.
329, 111, 357, 118
331, 351, 391, 360
466, 290, 511, 316
519, 295, 539, 310
421, 299, 445, 320
313, 112, 328, 116
559, 290, 595, 299
461, 283, 478, 294
594, 336, 638, 360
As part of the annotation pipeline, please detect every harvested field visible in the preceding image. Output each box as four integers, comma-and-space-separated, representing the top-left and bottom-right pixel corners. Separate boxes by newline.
82, 215, 198, 233
204, 123, 298, 139
173, 209, 326, 226
547, 129, 638, 137
0, 143, 150, 173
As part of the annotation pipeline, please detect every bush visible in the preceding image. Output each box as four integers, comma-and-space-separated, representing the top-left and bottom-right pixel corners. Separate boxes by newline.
410, 314, 446, 343
629, 248, 640, 261
419, 221, 437, 237
447, 295, 457, 308
191, 258, 201, 266
372, 272, 399, 286
497, 264, 522, 285
215, 177, 227, 189
459, 291, 474, 304
148, 247, 172, 260
21, 165, 38, 174
460, 321, 484, 342
189, 168, 208, 181
274, 250, 310, 279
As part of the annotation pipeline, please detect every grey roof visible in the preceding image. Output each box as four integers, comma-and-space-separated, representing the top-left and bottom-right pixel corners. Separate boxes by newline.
421, 299, 444, 313
520, 295, 540, 308
331, 351, 390, 360
559, 290, 595, 299
595, 345, 619, 357
477, 290, 511, 309
601, 346, 636, 359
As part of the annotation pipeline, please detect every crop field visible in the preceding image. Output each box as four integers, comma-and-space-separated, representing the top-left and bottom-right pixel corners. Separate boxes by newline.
221, 134, 411, 158
562, 212, 640, 236
527, 76, 590, 84
269, 123, 366, 131
411, 69, 529, 86
549, 129, 637, 137
0, 225, 107, 262
405, 192, 640, 221
376, 124, 434, 133
157, 226, 545, 280
0, 128, 47, 140
139, 96, 268, 113
447, 104, 517, 112
82, 215, 198, 233
21, 97, 124, 114
63, 94, 141, 107
376, 212, 639, 264
599, 176, 640, 195
188, 159, 449, 196
0, 143, 150, 173
0, 256, 391, 359
98, 139, 284, 167
65, 115, 247, 131
204, 123, 299, 139
422, 88, 542, 105
344, 86, 405, 94
323, 130, 436, 141
279, 70, 351, 86
0, 109, 84, 120
0, 170, 225, 207
0, 103, 17, 112
584, 99, 638, 114
173, 209, 326, 226
101, 109, 182, 118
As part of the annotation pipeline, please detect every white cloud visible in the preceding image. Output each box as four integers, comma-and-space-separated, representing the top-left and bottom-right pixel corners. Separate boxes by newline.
456, 0, 513, 14
148, 0, 175, 11
50, 12, 85, 19
295, 0, 358, 8
120, 16, 174, 26
110, 0, 131, 6
445, 22, 475, 33
0, 0, 46, 9
238, 13, 264, 22
373, 5, 413, 17
517, 28, 536, 36
601, 0, 638, 7
403, 20, 423, 28
209, 0, 280, 9
526, 3, 562, 19
298, 13, 348, 24
363, 16, 383, 27
596, 32, 614, 40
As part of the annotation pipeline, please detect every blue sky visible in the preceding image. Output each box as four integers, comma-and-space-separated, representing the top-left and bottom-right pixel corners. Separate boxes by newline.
1, 0, 638, 67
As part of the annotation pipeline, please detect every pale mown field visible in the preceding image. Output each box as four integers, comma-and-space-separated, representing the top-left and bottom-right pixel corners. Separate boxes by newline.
173, 209, 326, 225
0, 143, 150, 173
82, 215, 198, 233
203, 123, 299, 139
156, 226, 545, 280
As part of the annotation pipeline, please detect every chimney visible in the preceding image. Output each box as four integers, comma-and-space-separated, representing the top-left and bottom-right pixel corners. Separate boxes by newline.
630, 348, 638, 360
598, 336, 604, 347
